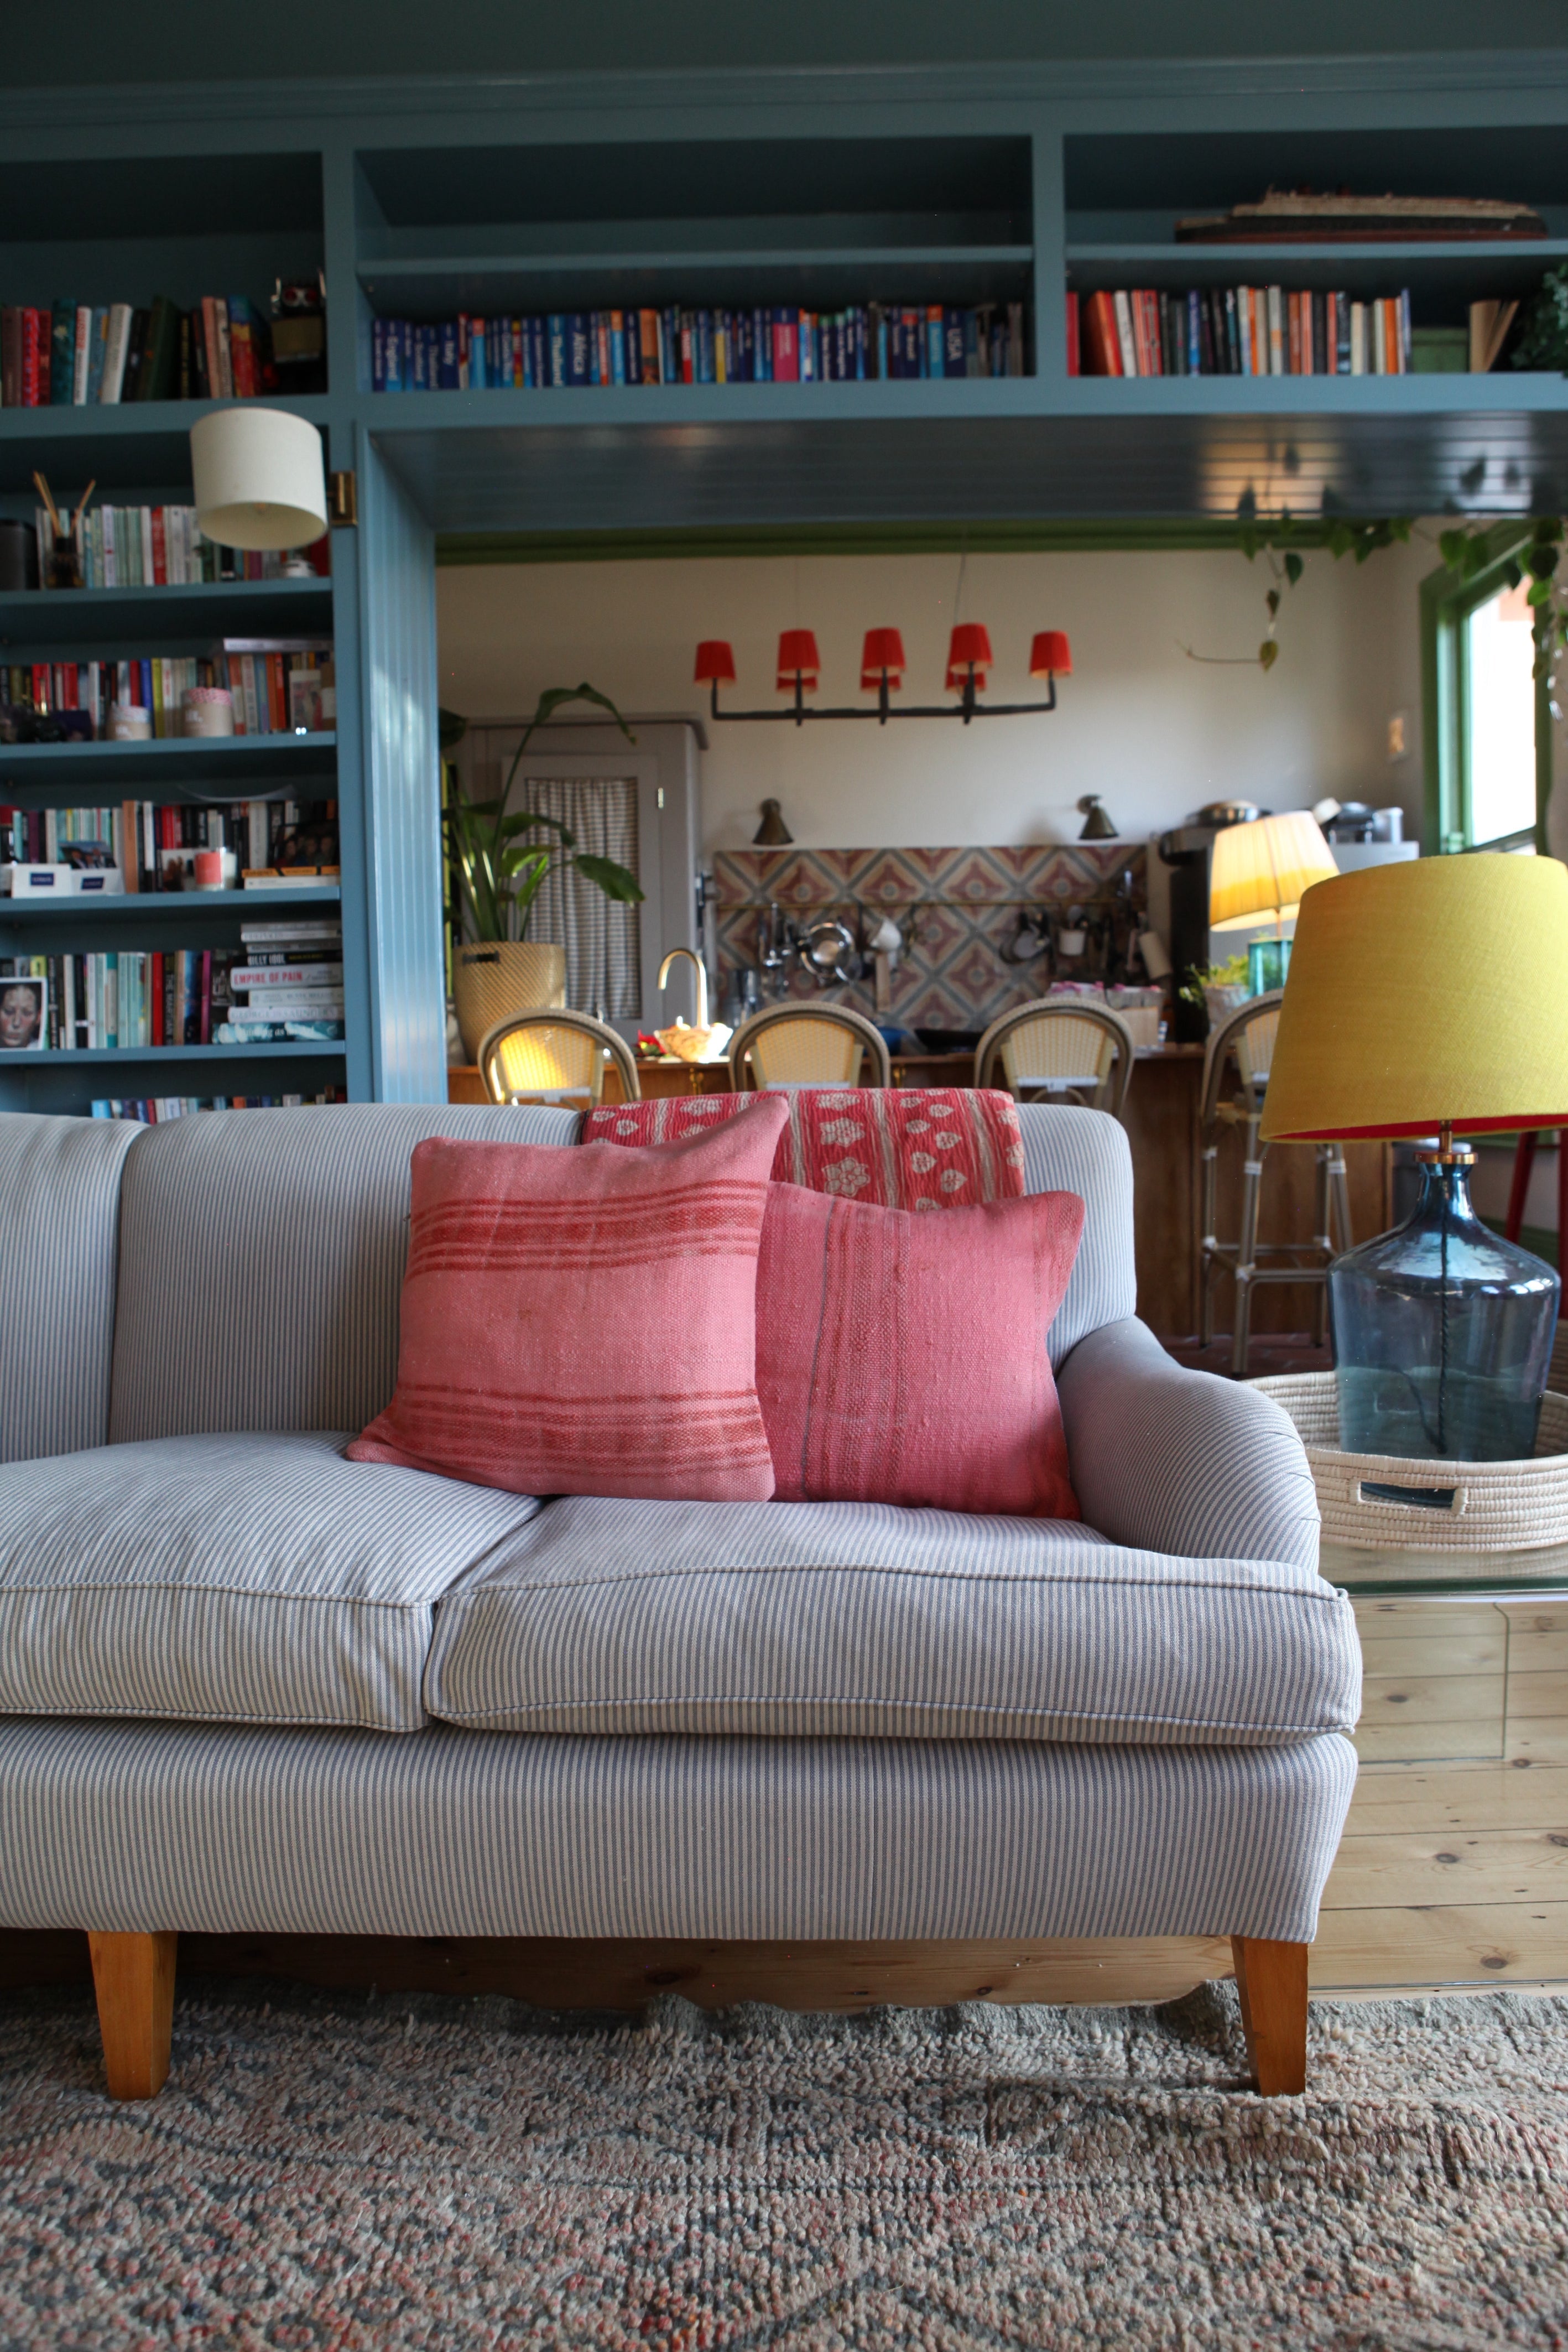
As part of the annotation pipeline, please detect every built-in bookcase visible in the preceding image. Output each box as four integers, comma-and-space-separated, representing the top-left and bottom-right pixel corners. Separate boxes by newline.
0, 575, 358, 1115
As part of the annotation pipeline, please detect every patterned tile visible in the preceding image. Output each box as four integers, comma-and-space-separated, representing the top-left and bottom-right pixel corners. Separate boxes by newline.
713, 842, 1147, 1032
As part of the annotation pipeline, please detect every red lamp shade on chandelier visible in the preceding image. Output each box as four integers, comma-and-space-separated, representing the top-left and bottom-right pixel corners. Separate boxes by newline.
693, 639, 737, 687
1029, 630, 1073, 679
860, 626, 907, 691
776, 628, 821, 690
945, 621, 993, 693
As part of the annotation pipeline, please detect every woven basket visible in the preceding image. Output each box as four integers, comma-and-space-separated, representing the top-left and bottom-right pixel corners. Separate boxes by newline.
1251, 1371, 1568, 1553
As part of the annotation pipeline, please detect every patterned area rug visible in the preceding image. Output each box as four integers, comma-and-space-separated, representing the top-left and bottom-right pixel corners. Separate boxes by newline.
1, 1981, 1564, 2349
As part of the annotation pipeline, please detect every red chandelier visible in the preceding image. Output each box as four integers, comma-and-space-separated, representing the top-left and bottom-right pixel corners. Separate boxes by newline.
693, 625, 1072, 726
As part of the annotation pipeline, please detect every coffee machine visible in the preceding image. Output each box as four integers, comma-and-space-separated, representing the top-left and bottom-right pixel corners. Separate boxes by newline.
1157, 800, 1263, 1042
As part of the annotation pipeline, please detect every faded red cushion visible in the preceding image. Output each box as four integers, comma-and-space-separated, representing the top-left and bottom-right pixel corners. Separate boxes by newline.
348, 1094, 789, 1501
585, 1086, 1026, 1210
756, 1180, 1083, 1518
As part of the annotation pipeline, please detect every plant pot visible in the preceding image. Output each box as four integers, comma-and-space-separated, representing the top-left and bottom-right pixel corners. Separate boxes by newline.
453, 941, 567, 1063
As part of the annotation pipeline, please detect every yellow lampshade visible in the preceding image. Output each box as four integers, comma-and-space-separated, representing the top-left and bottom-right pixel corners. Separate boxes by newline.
1260, 854, 1568, 1141
1209, 810, 1339, 932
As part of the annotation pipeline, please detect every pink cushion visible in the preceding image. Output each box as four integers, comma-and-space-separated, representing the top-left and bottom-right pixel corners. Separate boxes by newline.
584, 1087, 1027, 1211
348, 1094, 789, 1502
756, 1180, 1084, 1518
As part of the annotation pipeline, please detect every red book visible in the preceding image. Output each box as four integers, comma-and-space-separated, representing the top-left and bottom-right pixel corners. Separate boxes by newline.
1287, 291, 1302, 375
1082, 291, 1122, 377
228, 311, 256, 398
679, 314, 695, 384
22, 309, 42, 406
267, 654, 286, 731
772, 311, 799, 383
1065, 290, 1080, 376
150, 507, 168, 585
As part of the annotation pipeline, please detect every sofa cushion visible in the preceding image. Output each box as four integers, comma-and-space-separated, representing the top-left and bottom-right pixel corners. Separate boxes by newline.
1015, 1105, 1136, 1364
0, 1432, 543, 1732
424, 1494, 1362, 1745
349, 1097, 790, 1501
757, 1181, 1083, 1516
108, 1104, 581, 1443
0, 1112, 139, 1463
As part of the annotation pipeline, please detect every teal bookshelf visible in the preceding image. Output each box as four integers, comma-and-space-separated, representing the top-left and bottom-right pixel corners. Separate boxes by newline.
1, 58, 1566, 1104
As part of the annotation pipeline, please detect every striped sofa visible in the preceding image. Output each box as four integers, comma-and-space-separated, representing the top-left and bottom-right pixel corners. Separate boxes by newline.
0, 1103, 1359, 2099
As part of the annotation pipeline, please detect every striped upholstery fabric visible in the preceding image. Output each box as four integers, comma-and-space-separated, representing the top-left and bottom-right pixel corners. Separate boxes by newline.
0, 1113, 138, 1463
1057, 1317, 1322, 1573
1015, 1105, 1136, 1364
108, 1104, 580, 1442
425, 1494, 1360, 1743
0, 1712, 1358, 1943
0, 1432, 542, 1732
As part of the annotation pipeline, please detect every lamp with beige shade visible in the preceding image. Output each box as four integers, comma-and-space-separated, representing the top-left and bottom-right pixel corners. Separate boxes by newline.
1208, 809, 1340, 994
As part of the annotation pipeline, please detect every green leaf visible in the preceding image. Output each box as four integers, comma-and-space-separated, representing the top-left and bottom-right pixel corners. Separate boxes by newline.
1265, 588, 1281, 618
1528, 577, 1554, 605
572, 854, 645, 904
1283, 552, 1304, 586
1258, 639, 1279, 672
498, 809, 576, 844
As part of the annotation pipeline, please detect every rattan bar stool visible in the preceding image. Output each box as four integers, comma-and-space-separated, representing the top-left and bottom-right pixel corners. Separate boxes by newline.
973, 1000, 1137, 1119
478, 1008, 642, 1107
728, 1002, 893, 1090
1199, 990, 1352, 1376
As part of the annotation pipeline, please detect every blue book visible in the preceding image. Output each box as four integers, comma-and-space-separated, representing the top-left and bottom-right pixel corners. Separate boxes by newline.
566, 314, 591, 387
610, 311, 626, 384
528, 316, 547, 388
751, 308, 770, 381
546, 315, 567, 388
925, 308, 943, 378
876, 310, 889, 378
383, 321, 402, 392
467, 316, 487, 390
86, 307, 108, 403
371, 317, 386, 393
437, 320, 460, 390
1188, 290, 1202, 374
623, 308, 640, 384
695, 310, 714, 383
944, 308, 967, 378
415, 324, 436, 391
397, 320, 413, 389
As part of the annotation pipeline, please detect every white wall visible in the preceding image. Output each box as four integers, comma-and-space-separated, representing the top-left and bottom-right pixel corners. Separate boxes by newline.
436, 539, 1435, 858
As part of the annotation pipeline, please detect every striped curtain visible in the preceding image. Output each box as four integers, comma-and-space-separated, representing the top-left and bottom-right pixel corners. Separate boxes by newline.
512, 776, 642, 1022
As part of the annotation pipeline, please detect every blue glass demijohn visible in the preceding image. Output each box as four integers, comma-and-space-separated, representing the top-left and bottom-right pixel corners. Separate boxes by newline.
1330, 1134, 1559, 1463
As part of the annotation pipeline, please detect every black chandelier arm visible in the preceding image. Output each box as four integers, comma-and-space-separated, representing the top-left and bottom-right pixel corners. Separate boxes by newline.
706, 678, 1059, 724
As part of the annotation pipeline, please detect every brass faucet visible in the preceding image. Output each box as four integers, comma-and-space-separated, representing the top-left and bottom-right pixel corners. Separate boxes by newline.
657, 946, 710, 1030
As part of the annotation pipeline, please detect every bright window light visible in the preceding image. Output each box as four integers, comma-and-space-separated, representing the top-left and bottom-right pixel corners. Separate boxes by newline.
1466, 581, 1537, 846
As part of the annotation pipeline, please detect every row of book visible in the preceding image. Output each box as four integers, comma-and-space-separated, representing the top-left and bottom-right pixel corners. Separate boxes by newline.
371, 302, 1030, 391
2, 919, 344, 1050
90, 1092, 348, 1120
0, 288, 326, 407
4, 649, 335, 740
31, 505, 327, 591
2, 799, 337, 890
1067, 286, 1415, 377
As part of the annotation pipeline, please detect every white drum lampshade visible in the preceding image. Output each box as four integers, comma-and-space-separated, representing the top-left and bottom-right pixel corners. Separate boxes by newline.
190, 407, 329, 550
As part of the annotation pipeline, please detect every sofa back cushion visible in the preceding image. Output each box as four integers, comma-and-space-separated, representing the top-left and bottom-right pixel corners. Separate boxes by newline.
0, 1113, 140, 1462
109, 1104, 580, 1441
1015, 1105, 1136, 1363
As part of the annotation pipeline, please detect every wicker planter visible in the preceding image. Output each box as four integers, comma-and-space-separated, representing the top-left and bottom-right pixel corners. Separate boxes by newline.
1252, 1370, 1568, 1552
452, 942, 566, 1063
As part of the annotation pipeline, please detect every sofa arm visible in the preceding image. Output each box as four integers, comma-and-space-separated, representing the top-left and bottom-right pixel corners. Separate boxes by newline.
1056, 1317, 1321, 1572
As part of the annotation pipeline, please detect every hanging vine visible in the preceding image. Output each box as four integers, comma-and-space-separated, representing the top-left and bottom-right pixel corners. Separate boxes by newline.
1437, 516, 1567, 724
1180, 516, 1413, 670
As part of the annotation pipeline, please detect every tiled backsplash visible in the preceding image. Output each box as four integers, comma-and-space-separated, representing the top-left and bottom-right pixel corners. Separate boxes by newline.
712, 844, 1148, 1033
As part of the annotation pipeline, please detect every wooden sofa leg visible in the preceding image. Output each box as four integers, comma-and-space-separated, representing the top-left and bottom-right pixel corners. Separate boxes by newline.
1231, 1935, 1308, 2095
87, 1931, 178, 2100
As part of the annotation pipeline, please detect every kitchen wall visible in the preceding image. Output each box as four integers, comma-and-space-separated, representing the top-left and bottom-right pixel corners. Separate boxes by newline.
436, 537, 1437, 860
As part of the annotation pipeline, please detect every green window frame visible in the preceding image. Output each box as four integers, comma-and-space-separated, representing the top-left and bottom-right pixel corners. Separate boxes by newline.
1421, 522, 1553, 856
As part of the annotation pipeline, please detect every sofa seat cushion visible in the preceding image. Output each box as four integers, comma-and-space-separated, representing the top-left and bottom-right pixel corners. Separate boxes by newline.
0, 1433, 544, 1733
424, 1495, 1362, 1745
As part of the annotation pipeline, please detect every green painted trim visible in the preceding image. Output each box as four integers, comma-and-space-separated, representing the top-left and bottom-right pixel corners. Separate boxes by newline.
1419, 522, 1537, 856
435, 518, 1359, 568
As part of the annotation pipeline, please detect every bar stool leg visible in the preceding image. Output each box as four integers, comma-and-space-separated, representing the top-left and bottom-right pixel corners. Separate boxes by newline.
1199, 1137, 1220, 1347
1231, 1126, 1265, 1378
1310, 1144, 1331, 1347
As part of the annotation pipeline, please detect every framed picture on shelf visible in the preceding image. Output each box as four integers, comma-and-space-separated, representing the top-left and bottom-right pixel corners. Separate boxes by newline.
0, 974, 48, 1052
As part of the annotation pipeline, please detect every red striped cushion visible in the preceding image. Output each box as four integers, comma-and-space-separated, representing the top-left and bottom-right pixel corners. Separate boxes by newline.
348, 1095, 789, 1501
585, 1087, 1025, 1210
757, 1180, 1083, 1518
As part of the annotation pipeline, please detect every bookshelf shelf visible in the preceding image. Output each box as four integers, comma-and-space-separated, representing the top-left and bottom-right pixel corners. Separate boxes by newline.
1065, 240, 1568, 299
0, 579, 334, 644
0, 1041, 345, 1065
0, 887, 340, 923
0, 732, 338, 796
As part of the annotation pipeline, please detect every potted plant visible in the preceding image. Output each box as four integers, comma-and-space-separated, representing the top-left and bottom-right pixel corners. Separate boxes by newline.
442, 687, 645, 1060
